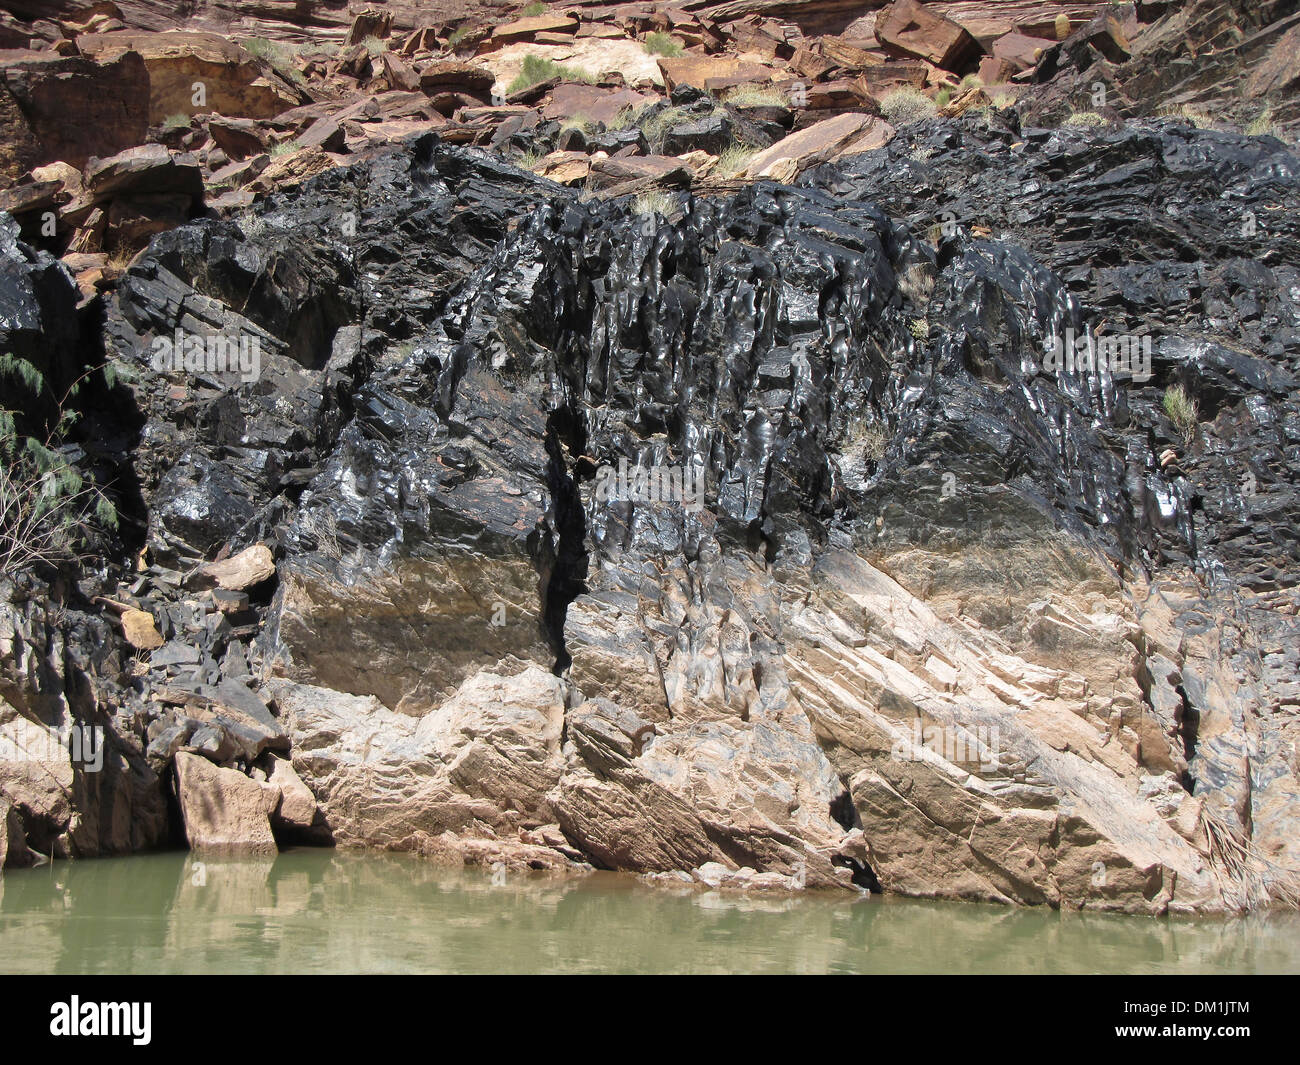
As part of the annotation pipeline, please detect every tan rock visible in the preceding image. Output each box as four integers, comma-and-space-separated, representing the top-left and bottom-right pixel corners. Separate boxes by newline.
490, 14, 580, 47
270, 665, 568, 852
532, 151, 591, 184
174, 752, 277, 854
121, 608, 163, 650
201, 543, 275, 590
657, 55, 772, 94
78, 31, 305, 123
741, 113, 895, 182
265, 755, 317, 830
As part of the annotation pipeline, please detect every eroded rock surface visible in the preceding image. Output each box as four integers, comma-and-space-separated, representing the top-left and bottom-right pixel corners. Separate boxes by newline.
2, 91, 1297, 911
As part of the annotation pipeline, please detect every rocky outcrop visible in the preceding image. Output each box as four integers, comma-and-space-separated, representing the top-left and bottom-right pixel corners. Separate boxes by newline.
0, 108, 1267, 911
77, 31, 307, 122
1, 1, 1298, 915
0, 50, 149, 185
174, 750, 277, 853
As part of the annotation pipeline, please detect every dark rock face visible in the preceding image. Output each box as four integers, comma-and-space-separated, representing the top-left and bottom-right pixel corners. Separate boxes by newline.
4, 122, 1299, 910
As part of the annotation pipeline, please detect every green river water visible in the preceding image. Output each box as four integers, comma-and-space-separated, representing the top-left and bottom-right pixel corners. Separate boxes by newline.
0, 850, 1296, 974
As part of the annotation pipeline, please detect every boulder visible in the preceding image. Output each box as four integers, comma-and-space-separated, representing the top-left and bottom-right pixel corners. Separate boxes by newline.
200, 543, 275, 591
121, 608, 164, 650
83, 143, 204, 204
490, 14, 579, 47
265, 755, 318, 831
657, 55, 772, 94
174, 751, 278, 854
819, 35, 886, 71
992, 31, 1055, 72
874, 0, 983, 73
660, 111, 733, 155
345, 8, 392, 46
542, 83, 657, 125
206, 116, 267, 159
296, 117, 345, 152
0, 796, 29, 869
0, 51, 149, 186
741, 112, 895, 181
418, 59, 495, 96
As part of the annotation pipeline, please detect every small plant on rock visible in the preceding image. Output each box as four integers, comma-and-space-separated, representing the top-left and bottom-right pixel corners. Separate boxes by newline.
0, 354, 124, 575
716, 142, 758, 177
643, 32, 683, 57
632, 190, 676, 218
1063, 110, 1107, 127
721, 86, 787, 109
1245, 107, 1277, 137
878, 88, 937, 126
506, 54, 596, 95
1163, 383, 1198, 444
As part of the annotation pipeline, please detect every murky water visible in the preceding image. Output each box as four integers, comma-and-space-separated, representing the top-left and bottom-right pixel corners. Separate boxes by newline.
0, 850, 1296, 974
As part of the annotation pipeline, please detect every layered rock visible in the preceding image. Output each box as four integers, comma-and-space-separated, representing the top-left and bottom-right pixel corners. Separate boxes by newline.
0, 2, 1298, 915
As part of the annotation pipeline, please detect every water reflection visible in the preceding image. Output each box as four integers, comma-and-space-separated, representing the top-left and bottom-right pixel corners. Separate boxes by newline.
0, 850, 1296, 974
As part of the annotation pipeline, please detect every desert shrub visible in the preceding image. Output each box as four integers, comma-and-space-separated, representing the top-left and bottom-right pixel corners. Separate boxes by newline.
506, 53, 595, 94
643, 32, 683, 57
1245, 107, 1277, 137
1163, 384, 1198, 444
716, 142, 758, 177
632, 190, 676, 217
0, 354, 123, 574
878, 88, 937, 126
721, 85, 787, 108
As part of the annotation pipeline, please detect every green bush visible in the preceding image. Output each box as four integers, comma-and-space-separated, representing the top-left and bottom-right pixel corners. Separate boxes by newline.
0, 354, 123, 574
506, 53, 595, 95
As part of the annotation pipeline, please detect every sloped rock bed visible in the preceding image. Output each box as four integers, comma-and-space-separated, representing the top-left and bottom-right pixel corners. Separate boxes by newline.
2, 118, 1298, 915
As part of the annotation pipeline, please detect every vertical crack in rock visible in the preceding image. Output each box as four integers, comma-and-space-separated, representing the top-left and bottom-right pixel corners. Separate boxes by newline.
539, 403, 589, 677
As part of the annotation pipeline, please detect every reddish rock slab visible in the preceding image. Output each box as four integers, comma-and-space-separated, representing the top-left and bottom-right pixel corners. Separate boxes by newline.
657, 54, 772, 93
542, 82, 658, 124
489, 14, 580, 47
0, 50, 149, 186
875, 0, 983, 73
77, 30, 305, 123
